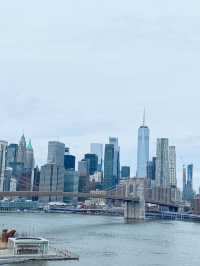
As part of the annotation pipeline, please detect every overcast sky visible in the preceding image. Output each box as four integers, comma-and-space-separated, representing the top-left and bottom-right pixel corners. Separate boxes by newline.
1, 0, 200, 189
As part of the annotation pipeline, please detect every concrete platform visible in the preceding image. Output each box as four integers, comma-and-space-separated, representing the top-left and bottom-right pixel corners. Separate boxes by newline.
0, 248, 79, 264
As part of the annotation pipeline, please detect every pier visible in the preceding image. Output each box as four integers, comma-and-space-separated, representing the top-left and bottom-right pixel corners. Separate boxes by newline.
0, 231, 79, 264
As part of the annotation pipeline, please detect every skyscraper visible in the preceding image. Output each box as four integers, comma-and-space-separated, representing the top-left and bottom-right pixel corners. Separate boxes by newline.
183, 165, 187, 191
39, 163, 64, 202
136, 111, 149, 178
25, 139, 35, 170
78, 159, 90, 193
64, 169, 79, 203
0, 140, 8, 191
3, 167, 13, 192
183, 164, 194, 201
17, 139, 35, 192
84, 153, 98, 175
121, 166, 130, 180
155, 138, 169, 187
47, 141, 65, 166
6, 144, 18, 167
187, 164, 193, 188
64, 148, 75, 170
147, 157, 156, 183
17, 134, 27, 164
6, 143, 18, 191
103, 144, 115, 189
109, 137, 120, 185
90, 143, 103, 171
32, 166, 40, 201
169, 146, 177, 187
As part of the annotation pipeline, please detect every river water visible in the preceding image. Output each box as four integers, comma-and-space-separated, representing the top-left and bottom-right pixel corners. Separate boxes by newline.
0, 213, 200, 266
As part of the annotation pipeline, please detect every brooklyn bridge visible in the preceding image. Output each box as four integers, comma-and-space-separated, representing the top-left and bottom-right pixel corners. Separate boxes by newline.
0, 178, 181, 220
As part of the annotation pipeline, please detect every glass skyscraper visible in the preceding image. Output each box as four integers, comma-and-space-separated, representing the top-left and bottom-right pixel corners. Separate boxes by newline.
84, 153, 98, 175
183, 164, 194, 201
103, 138, 120, 189
136, 113, 149, 178
147, 157, 156, 182
64, 148, 75, 170
103, 144, 115, 189
187, 164, 193, 187
109, 137, 120, 185
90, 143, 103, 171
121, 166, 130, 180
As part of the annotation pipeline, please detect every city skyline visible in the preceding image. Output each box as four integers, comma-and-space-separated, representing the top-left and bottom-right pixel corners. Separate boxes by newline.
1, 122, 199, 191
1, 1, 200, 266
1, 0, 200, 190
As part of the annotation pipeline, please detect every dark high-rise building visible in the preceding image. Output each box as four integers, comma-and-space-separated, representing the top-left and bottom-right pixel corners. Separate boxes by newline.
183, 164, 194, 201
147, 157, 156, 182
84, 153, 98, 175
187, 164, 193, 187
12, 162, 25, 191
103, 144, 115, 189
103, 137, 120, 189
18, 168, 32, 191
121, 166, 130, 180
78, 159, 90, 194
32, 166, 40, 200
3, 167, 13, 191
183, 165, 187, 192
64, 148, 75, 170
6, 144, 18, 167
109, 137, 120, 186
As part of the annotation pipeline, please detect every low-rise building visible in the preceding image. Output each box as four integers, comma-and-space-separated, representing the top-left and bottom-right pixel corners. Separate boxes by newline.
8, 237, 49, 255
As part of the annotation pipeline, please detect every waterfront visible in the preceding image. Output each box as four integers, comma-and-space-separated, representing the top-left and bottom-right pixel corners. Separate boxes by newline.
0, 213, 200, 266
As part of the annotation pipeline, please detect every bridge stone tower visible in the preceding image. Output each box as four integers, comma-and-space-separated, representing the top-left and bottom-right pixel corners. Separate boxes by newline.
124, 178, 145, 220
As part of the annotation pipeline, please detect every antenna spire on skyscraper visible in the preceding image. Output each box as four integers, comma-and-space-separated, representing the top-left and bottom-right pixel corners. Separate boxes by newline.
142, 108, 146, 126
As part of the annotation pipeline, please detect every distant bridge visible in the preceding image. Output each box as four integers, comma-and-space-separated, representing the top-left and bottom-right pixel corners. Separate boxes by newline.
0, 191, 140, 202
0, 178, 181, 220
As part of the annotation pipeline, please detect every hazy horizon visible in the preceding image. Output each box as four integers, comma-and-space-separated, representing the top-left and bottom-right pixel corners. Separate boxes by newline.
1, 0, 200, 190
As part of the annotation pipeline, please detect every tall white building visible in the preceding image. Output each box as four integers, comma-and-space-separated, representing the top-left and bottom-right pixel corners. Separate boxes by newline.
17, 134, 26, 164
136, 112, 149, 178
169, 146, 177, 187
26, 139, 35, 169
47, 141, 65, 166
39, 163, 64, 202
0, 140, 8, 191
155, 138, 170, 187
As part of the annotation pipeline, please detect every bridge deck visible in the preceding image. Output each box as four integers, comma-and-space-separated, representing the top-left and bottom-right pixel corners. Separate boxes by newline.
0, 191, 140, 202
